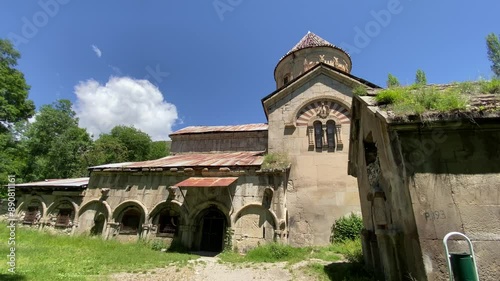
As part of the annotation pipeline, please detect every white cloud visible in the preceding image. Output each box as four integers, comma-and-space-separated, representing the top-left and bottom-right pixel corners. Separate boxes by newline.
74, 76, 178, 140
91, 44, 102, 58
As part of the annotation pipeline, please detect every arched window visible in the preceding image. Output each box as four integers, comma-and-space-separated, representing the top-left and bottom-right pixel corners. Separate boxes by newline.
326, 120, 336, 151
157, 208, 179, 237
313, 121, 323, 149
120, 208, 141, 234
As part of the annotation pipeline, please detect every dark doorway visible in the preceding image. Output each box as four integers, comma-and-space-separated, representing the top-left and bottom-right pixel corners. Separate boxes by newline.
200, 208, 226, 252
91, 214, 105, 236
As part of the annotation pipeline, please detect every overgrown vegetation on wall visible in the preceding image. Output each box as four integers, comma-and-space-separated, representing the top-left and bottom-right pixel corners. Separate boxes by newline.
375, 79, 500, 116
261, 152, 291, 171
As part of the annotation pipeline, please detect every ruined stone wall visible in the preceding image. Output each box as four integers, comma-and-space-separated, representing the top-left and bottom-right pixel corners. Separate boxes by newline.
13, 190, 85, 235
349, 97, 426, 281
78, 168, 287, 251
170, 131, 268, 154
399, 125, 500, 281
267, 73, 360, 246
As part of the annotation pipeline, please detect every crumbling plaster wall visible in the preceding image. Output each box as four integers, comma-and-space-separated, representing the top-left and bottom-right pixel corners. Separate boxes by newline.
79, 168, 287, 250
267, 73, 360, 246
399, 126, 500, 281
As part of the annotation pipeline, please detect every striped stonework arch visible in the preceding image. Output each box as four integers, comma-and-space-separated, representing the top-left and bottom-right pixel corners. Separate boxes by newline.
296, 100, 350, 126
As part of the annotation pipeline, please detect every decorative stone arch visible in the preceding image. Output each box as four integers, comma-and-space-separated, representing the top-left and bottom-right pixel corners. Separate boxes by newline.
16, 196, 46, 225
77, 200, 112, 236
46, 197, 79, 228
232, 203, 279, 229
16, 195, 47, 217
232, 204, 280, 248
112, 200, 149, 222
47, 197, 79, 216
148, 200, 184, 237
149, 200, 184, 222
77, 200, 112, 222
188, 200, 231, 227
112, 200, 148, 235
292, 95, 351, 127
189, 201, 231, 252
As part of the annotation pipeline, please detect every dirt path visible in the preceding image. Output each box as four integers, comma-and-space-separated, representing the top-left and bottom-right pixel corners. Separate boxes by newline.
110, 256, 330, 281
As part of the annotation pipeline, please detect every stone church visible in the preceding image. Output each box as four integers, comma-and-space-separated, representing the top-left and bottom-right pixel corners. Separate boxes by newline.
14, 32, 380, 252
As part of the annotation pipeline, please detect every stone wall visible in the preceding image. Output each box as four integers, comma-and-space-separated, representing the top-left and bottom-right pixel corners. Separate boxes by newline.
399, 126, 500, 281
77, 167, 287, 251
267, 72, 361, 246
350, 95, 500, 281
170, 131, 268, 154
275, 46, 351, 89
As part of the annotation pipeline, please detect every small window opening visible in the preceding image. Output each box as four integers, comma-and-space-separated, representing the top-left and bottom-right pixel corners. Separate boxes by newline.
326, 120, 336, 151
56, 209, 72, 227
120, 209, 141, 234
157, 209, 179, 237
23, 206, 39, 224
314, 121, 323, 150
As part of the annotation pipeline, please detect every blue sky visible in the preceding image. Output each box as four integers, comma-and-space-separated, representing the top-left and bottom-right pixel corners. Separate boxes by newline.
1, 0, 499, 140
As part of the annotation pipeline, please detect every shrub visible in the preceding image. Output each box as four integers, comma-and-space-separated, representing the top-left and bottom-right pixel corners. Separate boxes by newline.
374, 87, 406, 104
331, 213, 363, 243
261, 152, 290, 170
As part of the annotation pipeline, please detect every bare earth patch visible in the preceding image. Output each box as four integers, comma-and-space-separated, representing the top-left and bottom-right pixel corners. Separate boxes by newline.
110, 256, 331, 281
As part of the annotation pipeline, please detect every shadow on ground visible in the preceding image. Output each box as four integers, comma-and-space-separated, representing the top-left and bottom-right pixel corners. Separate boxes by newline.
323, 262, 378, 281
0, 274, 27, 281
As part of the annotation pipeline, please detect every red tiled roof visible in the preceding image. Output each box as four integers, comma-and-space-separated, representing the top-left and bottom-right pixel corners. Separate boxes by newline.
170, 123, 268, 136
174, 177, 238, 187
90, 151, 265, 170
285, 31, 335, 56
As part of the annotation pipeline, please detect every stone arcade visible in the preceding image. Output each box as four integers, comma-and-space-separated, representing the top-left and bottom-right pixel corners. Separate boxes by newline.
14, 32, 378, 251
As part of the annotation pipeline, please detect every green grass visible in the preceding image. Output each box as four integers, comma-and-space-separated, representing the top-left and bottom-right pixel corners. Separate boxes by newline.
219, 240, 364, 265
0, 224, 196, 281
219, 240, 376, 281
374, 79, 500, 116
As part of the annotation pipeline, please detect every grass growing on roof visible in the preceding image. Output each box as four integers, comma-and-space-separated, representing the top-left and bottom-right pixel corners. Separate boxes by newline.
0, 224, 196, 281
375, 79, 500, 116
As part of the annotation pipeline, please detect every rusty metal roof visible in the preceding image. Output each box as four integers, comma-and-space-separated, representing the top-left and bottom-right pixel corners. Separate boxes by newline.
170, 123, 268, 136
90, 151, 265, 170
14, 177, 89, 188
174, 177, 238, 187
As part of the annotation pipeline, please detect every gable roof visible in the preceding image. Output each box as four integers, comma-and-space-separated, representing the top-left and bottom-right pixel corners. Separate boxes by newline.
262, 62, 381, 119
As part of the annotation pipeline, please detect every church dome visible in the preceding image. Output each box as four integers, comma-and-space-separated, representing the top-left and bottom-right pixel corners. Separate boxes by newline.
274, 32, 352, 89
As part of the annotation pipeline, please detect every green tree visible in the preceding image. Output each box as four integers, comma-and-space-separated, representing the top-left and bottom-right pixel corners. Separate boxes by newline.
386, 73, 400, 88
109, 125, 152, 161
147, 140, 171, 160
24, 99, 92, 180
0, 39, 35, 132
415, 69, 427, 85
82, 134, 129, 167
486, 33, 500, 78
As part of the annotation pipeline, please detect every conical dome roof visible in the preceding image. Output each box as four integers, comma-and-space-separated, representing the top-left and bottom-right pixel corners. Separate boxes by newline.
284, 31, 335, 56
